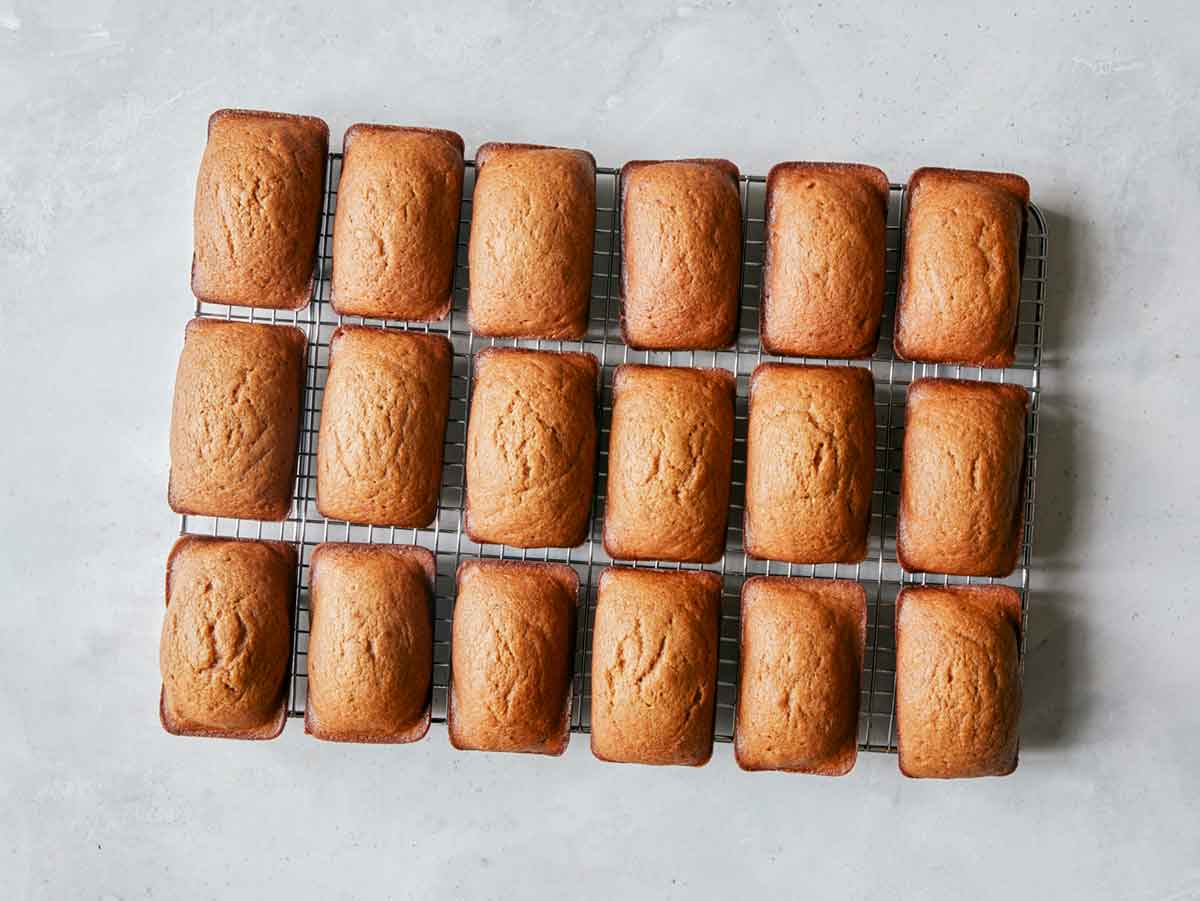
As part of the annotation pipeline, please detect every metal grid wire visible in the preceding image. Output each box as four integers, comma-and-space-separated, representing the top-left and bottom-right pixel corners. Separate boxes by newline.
181, 153, 1047, 754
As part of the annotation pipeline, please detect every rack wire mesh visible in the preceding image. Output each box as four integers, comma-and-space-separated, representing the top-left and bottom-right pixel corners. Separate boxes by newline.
181, 153, 1047, 754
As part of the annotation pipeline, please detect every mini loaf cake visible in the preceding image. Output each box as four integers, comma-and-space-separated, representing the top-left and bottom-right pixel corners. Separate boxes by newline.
590, 567, 721, 766
331, 124, 465, 321
192, 108, 329, 310
894, 167, 1030, 367
305, 543, 434, 743
620, 159, 742, 350
465, 348, 598, 547
604, 365, 735, 563
895, 585, 1022, 778
448, 559, 578, 755
159, 535, 295, 739
168, 318, 306, 521
316, 325, 451, 527
745, 364, 876, 564
761, 163, 889, 358
735, 577, 866, 775
897, 378, 1030, 577
468, 142, 596, 339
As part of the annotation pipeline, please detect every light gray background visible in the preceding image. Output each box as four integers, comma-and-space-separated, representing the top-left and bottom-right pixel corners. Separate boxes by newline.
2, 1, 1198, 898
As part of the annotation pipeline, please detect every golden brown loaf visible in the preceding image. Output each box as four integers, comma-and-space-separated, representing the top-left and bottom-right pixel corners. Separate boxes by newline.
192, 108, 328, 310
894, 167, 1030, 367
590, 567, 721, 766
331, 124, 464, 320
745, 364, 875, 564
895, 585, 1022, 778
897, 378, 1029, 577
159, 535, 295, 739
620, 159, 742, 350
305, 543, 434, 743
448, 560, 578, 755
604, 365, 735, 563
467, 143, 596, 339
316, 326, 451, 527
168, 318, 306, 521
761, 163, 889, 358
465, 348, 598, 547
735, 577, 866, 775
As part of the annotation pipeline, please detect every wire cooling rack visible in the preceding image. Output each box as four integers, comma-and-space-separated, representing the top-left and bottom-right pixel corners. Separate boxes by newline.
181, 153, 1047, 755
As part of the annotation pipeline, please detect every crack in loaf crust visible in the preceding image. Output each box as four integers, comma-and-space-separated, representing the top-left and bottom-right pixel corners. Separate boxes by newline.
620, 159, 742, 350
304, 543, 434, 744
734, 577, 866, 774
168, 318, 306, 521
448, 560, 578, 755
745, 364, 876, 564
895, 585, 1022, 778
192, 108, 328, 310
467, 142, 596, 339
761, 162, 889, 359
897, 378, 1030, 577
603, 365, 735, 563
464, 347, 599, 548
159, 535, 295, 740
331, 124, 465, 321
316, 325, 451, 527
894, 167, 1030, 367
589, 568, 721, 766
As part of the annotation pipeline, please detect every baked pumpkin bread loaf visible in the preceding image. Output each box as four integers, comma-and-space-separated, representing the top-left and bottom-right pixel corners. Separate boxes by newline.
168, 318, 306, 521
465, 348, 598, 547
331, 124, 464, 320
192, 108, 328, 310
604, 365, 735, 563
448, 560, 578, 755
590, 567, 721, 766
745, 364, 876, 564
897, 378, 1029, 577
761, 162, 889, 358
316, 325, 451, 527
895, 584, 1022, 778
467, 142, 596, 339
894, 167, 1030, 367
620, 159, 742, 350
735, 577, 866, 774
159, 535, 295, 739
305, 543, 434, 743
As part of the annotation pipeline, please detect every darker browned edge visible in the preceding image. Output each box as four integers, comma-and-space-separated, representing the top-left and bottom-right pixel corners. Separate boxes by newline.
159, 534, 297, 741
761, 162, 890, 359
474, 141, 597, 173
895, 378, 1031, 577
894, 584, 1023, 778
589, 567, 722, 766
894, 166, 1031, 367
303, 542, 436, 744
315, 325, 453, 527
733, 576, 867, 775
447, 559, 581, 756
618, 158, 743, 351
462, 348, 601, 548
191, 108, 330, 311
331, 124, 466, 321
741, 363, 876, 564
167, 319, 307, 522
